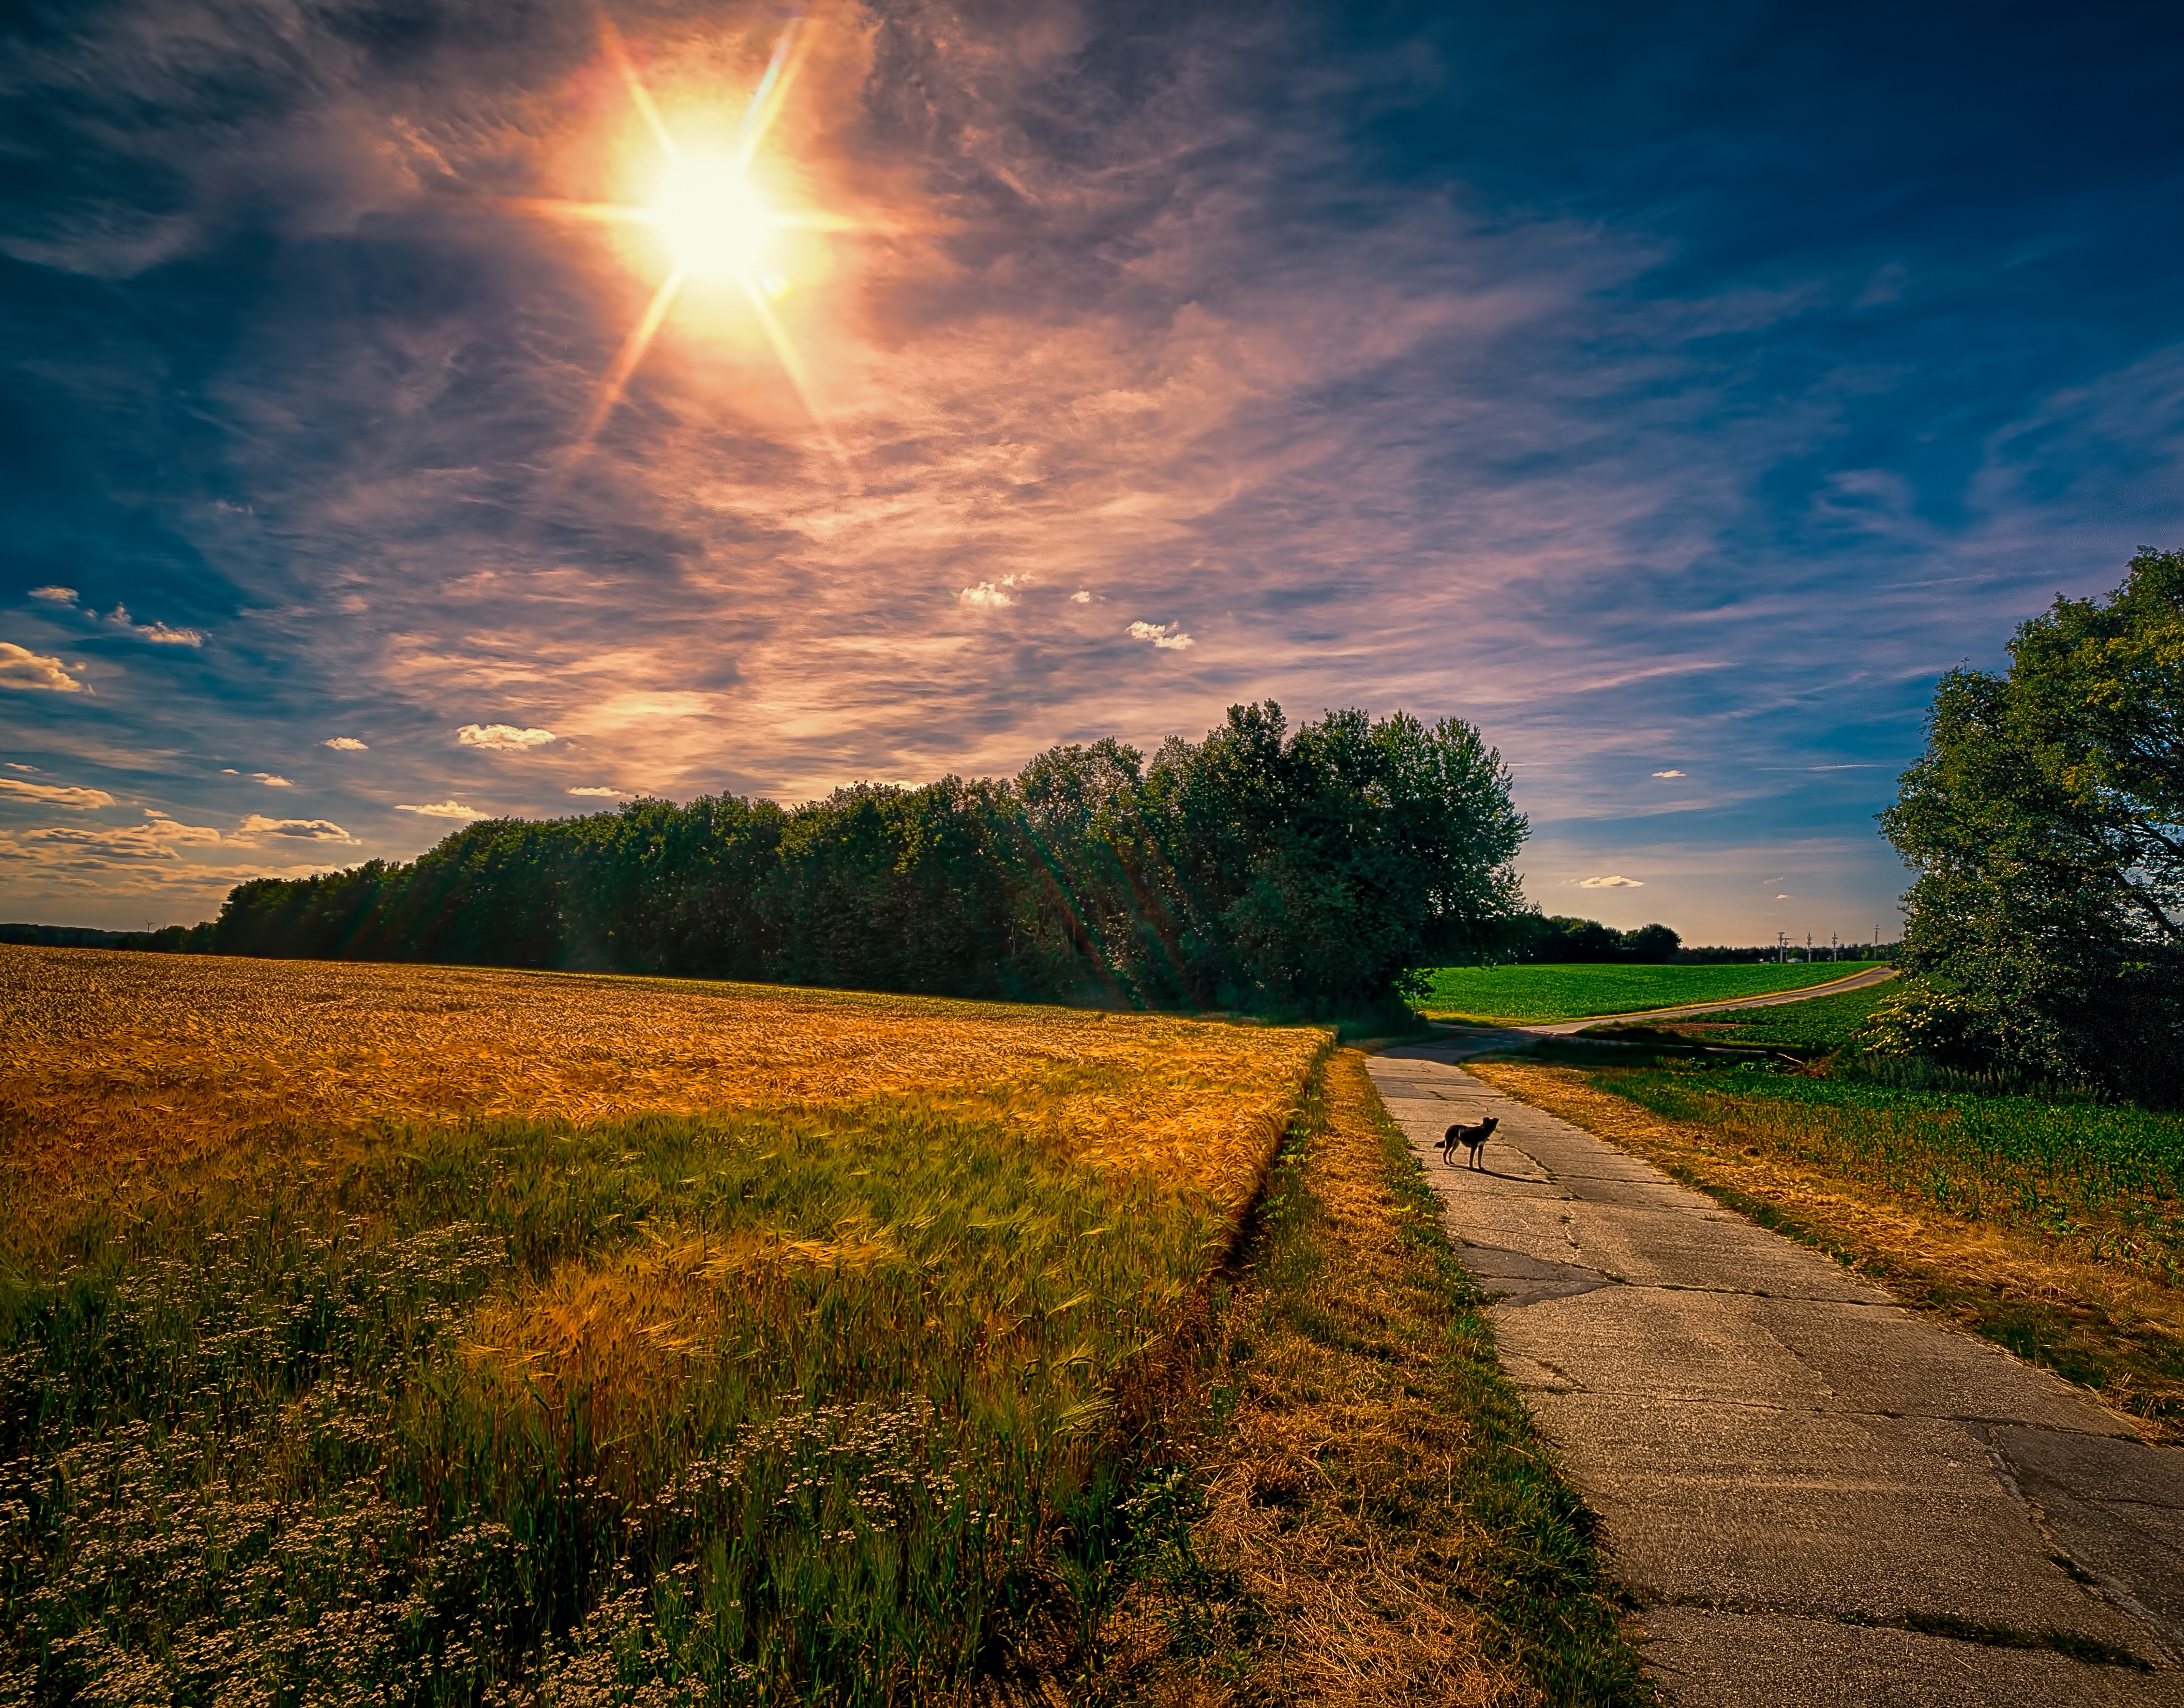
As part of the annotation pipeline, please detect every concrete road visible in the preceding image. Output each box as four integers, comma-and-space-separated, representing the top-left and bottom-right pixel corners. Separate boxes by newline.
1366, 1042, 2184, 1706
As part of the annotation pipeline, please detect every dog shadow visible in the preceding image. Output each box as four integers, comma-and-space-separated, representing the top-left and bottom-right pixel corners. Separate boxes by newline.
1431, 1151, 1544, 1184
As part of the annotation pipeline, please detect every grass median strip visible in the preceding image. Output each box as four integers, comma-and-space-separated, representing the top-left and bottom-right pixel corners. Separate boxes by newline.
1097, 1050, 1650, 1706
1464, 1059, 2184, 1441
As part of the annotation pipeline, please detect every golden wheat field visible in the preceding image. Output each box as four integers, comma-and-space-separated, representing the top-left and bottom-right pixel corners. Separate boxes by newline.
1, 945, 1331, 1704
0, 943, 1320, 1210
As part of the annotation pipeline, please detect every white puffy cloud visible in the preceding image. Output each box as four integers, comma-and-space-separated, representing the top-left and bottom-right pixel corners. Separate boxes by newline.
322, 736, 368, 751
397, 799, 485, 819
28, 587, 76, 604
1071, 589, 1092, 604
1127, 620, 1194, 651
236, 814, 355, 843
1652, 769, 1685, 778
567, 785, 624, 797
958, 582, 1016, 609
0, 642, 84, 693
456, 723, 556, 751
1578, 874, 1644, 888
251, 773, 292, 787
0, 776, 115, 809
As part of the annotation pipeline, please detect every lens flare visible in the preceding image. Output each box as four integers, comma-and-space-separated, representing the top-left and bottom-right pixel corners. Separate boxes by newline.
512, 12, 863, 471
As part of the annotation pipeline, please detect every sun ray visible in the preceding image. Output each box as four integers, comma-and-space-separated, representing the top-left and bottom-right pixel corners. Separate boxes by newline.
732, 16, 808, 173
565, 264, 687, 466
524, 11, 857, 481
595, 8, 679, 162
741, 275, 854, 477
498, 196, 658, 227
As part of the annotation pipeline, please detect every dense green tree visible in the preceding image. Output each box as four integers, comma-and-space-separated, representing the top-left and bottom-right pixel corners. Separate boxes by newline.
1880, 547, 2184, 1103
205, 703, 1529, 1013
1619, 923, 1682, 962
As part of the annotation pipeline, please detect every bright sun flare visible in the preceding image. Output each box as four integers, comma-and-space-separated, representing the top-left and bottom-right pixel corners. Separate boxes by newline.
651, 154, 778, 278
514, 14, 861, 466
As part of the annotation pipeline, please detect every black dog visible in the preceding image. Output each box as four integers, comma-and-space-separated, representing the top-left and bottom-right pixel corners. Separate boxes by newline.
1438, 1115, 1499, 1170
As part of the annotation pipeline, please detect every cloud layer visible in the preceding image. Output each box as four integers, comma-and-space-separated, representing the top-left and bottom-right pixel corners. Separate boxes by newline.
2, 0, 2180, 935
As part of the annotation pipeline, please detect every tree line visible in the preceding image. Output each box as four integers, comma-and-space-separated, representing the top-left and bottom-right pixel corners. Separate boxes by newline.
205, 703, 1529, 1014
1881, 548, 2184, 1105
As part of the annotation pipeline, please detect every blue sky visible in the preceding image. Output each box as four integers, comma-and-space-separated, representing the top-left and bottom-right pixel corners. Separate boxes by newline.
2, 0, 2180, 940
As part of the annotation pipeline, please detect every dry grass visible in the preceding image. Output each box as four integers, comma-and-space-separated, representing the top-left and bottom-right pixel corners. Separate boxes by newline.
1466, 1059, 2184, 1440
1100, 1052, 1645, 1707
0, 944, 1317, 1214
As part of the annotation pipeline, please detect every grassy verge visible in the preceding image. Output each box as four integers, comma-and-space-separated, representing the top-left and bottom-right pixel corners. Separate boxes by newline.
0, 1068, 1324, 1706
1463, 1060, 2184, 1441
1419, 962, 1881, 1026
1093, 1051, 1649, 1706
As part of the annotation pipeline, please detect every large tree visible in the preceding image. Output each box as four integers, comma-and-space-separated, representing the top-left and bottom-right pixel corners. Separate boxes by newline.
1880, 548, 2184, 1102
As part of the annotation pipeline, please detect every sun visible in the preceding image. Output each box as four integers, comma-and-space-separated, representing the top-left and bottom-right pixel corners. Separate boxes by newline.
651, 153, 779, 279
511, 13, 863, 467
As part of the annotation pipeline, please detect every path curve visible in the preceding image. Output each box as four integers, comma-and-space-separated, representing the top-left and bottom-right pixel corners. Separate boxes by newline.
1446, 964, 1899, 1039
1365, 1042, 2184, 1705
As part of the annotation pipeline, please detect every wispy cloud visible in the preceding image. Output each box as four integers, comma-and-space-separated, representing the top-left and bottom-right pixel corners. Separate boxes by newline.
1577, 874, 1644, 888
0, 776, 114, 809
251, 773, 292, 787
1652, 769, 1686, 778
396, 800, 485, 819
105, 605, 205, 646
567, 785, 624, 797
1, 0, 2179, 939
5, 814, 222, 862
28, 587, 76, 604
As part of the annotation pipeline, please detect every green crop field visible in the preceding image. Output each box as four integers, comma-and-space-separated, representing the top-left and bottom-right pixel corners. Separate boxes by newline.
1705, 983, 1895, 1048
1418, 961, 1883, 1024
1608, 1068, 2184, 1280
0, 948, 1324, 1706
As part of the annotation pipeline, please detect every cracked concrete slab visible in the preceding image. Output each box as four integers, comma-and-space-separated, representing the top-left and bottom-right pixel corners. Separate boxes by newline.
1366, 1042, 2184, 1703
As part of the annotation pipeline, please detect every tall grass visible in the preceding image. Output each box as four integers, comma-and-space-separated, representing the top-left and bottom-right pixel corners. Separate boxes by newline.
1607, 1067, 2184, 1283
0, 1077, 1319, 1705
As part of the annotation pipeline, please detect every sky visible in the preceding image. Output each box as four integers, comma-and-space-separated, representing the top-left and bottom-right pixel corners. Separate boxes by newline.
2, 0, 2181, 943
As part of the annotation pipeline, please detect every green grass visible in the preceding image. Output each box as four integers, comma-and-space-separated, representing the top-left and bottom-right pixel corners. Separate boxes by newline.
1602, 1067, 2184, 1280
1419, 961, 1883, 1025
0, 1080, 1320, 1706
1706, 983, 1894, 1047
1577, 983, 1895, 1050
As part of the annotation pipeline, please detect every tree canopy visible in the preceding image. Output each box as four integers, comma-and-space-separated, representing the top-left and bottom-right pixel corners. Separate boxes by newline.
1880, 547, 2184, 1102
210, 703, 1529, 1013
